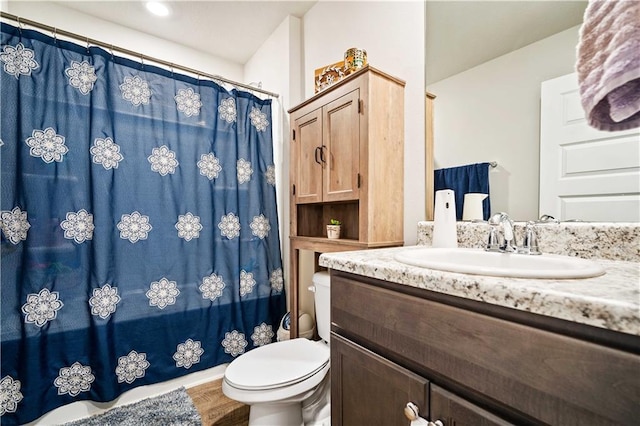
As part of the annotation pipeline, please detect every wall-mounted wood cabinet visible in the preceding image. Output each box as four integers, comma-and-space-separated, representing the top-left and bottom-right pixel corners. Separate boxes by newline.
292, 89, 360, 204
288, 66, 405, 336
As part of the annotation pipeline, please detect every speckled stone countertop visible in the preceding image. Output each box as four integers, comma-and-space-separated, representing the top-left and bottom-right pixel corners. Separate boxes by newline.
320, 222, 640, 336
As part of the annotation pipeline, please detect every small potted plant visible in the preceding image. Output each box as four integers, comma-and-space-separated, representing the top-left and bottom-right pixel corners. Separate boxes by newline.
327, 219, 342, 239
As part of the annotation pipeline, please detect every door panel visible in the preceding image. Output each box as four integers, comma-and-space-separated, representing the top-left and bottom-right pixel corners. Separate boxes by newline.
323, 90, 360, 202
430, 384, 514, 426
331, 333, 429, 426
294, 109, 323, 204
539, 73, 640, 221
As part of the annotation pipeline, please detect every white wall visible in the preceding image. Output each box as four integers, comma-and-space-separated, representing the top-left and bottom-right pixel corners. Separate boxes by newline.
303, 0, 426, 245
6, 1, 243, 81
428, 26, 580, 221
244, 16, 302, 312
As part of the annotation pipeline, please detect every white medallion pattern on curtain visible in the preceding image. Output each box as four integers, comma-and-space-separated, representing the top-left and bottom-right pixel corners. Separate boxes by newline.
218, 213, 240, 239
265, 165, 276, 186
221, 330, 247, 357
197, 153, 222, 180
90, 137, 123, 170
21, 288, 64, 327
117, 211, 152, 243
174, 88, 202, 117
175, 212, 202, 241
199, 273, 226, 301
269, 268, 284, 293
173, 339, 204, 369
120, 75, 152, 106
0, 43, 39, 78
251, 323, 274, 346
116, 351, 150, 384
0, 206, 31, 245
54, 362, 95, 397
88, 284, 121, 319
239, 270, 256, 297
218, 98, 237, 123
146, 277, 180, 309
249, 106, 269, 132
0, 376, 23, 415
60, 209, 95, 244
65, 60, 97, 95
250, 214, 270, 239
148, 145, 179, 176
25, 127, 68, 163
236, 158, 253, 184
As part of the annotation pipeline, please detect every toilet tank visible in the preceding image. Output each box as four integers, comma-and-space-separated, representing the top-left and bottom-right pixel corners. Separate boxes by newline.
312, 271, 331, 343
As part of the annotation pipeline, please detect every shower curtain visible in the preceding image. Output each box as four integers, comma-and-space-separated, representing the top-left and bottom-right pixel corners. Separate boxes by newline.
0, 23, 286, 425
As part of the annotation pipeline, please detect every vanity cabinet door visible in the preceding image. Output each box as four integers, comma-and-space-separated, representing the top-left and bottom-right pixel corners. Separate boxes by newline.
331, 333, 429, 426
430, 384, 514, 426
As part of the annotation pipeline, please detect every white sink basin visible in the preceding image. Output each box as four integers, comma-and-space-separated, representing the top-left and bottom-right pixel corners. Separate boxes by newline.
394, 248, 606, 279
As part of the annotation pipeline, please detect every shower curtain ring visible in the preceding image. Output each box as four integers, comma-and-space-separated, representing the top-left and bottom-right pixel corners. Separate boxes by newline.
52, 27, 57, 44
86, 37, 90, 53
16, 16, 23, 33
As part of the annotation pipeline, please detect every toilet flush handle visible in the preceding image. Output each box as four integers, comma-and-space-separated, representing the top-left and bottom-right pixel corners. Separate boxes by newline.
308, 285, 316, 293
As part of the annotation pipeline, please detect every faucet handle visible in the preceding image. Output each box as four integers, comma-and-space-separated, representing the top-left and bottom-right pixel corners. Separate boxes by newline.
519, 221, 541, 255
486, 227, 501, 251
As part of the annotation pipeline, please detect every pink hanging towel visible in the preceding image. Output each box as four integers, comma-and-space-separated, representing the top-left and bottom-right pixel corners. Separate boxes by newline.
576, 0, 640, 131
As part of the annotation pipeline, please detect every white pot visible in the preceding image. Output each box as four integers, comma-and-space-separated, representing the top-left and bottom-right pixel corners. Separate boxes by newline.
326, 225, 341, 239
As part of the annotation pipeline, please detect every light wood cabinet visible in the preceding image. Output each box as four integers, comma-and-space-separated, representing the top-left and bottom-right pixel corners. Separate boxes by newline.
292, 89, 360, 204
288, 66, 405, 336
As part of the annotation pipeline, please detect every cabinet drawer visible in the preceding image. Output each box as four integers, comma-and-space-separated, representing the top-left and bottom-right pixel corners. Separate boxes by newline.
331, 333, 429, 426
331, 272, 640, 425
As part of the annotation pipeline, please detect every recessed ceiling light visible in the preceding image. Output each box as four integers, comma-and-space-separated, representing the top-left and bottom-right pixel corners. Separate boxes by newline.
146, 1, 170, 17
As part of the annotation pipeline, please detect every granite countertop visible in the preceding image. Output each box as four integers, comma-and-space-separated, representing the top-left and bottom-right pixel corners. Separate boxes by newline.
319, 246, 640, 336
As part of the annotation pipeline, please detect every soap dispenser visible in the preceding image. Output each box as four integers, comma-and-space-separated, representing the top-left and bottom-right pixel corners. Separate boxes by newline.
432, 189, 458, 248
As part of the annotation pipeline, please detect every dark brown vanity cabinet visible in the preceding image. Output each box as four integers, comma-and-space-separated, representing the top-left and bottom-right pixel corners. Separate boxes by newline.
330, 271, 640, 425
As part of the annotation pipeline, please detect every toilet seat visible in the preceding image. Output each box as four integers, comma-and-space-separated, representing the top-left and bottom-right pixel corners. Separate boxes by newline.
224, 338, 329, 391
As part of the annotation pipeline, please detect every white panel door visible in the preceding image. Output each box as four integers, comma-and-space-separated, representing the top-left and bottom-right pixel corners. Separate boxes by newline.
539, 73, 640, 222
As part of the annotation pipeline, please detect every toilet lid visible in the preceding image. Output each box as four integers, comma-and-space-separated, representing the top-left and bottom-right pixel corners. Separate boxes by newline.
224, 338, 330, 391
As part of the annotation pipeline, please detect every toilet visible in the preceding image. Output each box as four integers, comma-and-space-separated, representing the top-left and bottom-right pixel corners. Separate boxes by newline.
222, 272, 331, 426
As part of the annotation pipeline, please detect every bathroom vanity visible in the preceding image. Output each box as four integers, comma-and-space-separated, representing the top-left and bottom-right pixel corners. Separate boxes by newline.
321, 223, 640, 425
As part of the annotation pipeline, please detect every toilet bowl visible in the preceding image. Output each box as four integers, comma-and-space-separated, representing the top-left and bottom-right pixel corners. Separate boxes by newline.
222, 272, 331, 426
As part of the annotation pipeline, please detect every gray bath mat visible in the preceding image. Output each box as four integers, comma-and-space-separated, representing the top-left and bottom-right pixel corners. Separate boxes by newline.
62, 387, 202, 426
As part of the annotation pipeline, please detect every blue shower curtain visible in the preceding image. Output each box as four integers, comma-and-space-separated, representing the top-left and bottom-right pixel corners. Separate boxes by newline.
0, 23, 285, 424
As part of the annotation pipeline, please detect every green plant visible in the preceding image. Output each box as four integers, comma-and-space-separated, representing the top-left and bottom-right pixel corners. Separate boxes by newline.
329, 219, 341, 226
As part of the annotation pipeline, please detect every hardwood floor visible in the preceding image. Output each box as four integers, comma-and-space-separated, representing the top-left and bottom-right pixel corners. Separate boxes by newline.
186, 379, 249, 426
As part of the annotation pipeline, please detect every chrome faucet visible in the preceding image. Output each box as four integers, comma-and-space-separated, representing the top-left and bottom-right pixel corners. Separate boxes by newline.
486, 212, 517, 253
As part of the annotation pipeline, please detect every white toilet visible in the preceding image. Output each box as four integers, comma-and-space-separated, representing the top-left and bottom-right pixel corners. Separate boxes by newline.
222, 272, 331, 426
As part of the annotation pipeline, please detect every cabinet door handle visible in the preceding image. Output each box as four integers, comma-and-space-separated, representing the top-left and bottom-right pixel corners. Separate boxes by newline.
320, 145, 327, 164
404, 402, 444, 426
404, 402, 420, 421
314, 146, 321, 164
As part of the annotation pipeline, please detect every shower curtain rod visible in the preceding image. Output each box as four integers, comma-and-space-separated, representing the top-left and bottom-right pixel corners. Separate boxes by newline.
0, 11, 280, 99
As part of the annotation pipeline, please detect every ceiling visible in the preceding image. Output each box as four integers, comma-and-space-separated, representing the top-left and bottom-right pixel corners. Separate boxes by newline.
426, 1, 588, 84
15, 1, 586, 82
51, 0, 317, 64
